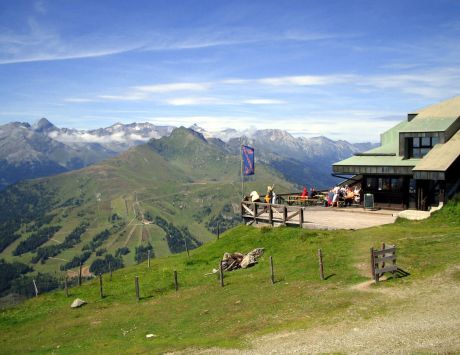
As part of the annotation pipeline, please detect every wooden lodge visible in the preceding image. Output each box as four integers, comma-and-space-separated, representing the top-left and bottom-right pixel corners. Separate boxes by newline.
333, 96, 460, 211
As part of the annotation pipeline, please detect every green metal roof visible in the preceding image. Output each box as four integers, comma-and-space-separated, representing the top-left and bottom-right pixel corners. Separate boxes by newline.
399, 116, 457, 133
413, 129, 460, 172
333, 154, 419, 167
333, 96, 460, 172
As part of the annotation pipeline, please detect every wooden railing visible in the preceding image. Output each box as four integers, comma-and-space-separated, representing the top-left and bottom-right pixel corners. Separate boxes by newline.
370, 243, 397, 282
240, 201, 304, 227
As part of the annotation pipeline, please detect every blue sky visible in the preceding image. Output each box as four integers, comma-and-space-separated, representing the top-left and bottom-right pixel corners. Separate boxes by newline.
1, 0, 460, 142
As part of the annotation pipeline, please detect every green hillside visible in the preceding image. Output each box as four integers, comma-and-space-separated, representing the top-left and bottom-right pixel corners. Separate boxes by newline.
0, 197, 459, 353
0, 127, 296, 294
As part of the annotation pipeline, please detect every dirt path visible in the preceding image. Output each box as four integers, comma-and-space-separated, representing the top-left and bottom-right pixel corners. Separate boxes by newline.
188, 266, 460, 354
123, 224, 137, 247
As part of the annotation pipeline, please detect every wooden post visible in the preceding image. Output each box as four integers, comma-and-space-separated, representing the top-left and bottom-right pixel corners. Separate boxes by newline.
270, 256, 275, 284
32, 279, 38, 297
283, 206, 287, 225
174, 270, 178, 291
219, 261, 224, 287
268, 205, 273, 225
64, 277, 68, 297
217, 224, 220, 240
318, 249, 324, 280
109, 262, 112, 281
78, 262, 83, 286
392, 244, 397, 279
99, 273, 104, 299
370, 247, 376, 281
184, 238, 190, 257
135, 276, 140, 301
381, 242, 386, 278
253, 203, 257, 224
147, 249, 151, 268
299, 207, 304, 227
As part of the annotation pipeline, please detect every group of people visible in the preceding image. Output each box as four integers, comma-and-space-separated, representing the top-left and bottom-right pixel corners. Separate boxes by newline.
300, 186, 318, 200
250, 185, 277, 204
325, 185, 361, 207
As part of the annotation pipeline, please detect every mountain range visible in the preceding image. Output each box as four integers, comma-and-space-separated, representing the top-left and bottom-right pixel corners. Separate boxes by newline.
0, 127, 296, 294
0, 120, 378, 296
0, 118, 377, 189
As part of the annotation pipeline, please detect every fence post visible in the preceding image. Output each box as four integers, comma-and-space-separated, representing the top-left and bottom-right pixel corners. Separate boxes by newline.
64, 276, 68, 297
147, 250, 151, 268
268, 205, 273, 225
270, 256, 275, 284
78, 262, 82, 286
99, 273, 104, 299
219, 261, 224, 287
184, 238, 190, 257
381, 242, 386, 272
370, 247, 379, 282
217, 224, 220, 240
135, 276, 140, 301
299, 207, 304, 227
109, 262, 112, 281
174, 270, 178, 291
283, 206, 287, 225
318, 249, 324, 281
32, 279, 38, 297
253, 203, 258, 224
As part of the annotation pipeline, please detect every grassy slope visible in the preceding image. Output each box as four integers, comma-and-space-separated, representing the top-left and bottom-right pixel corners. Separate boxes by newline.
1, 198, 459, 353
0, 129, 296, 276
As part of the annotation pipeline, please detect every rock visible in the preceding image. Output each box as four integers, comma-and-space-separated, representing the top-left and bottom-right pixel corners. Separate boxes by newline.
70, 298, 86, 308
146, 334, 157, 339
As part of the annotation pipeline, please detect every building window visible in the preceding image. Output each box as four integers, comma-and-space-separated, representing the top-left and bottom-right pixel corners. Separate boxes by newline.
366, 176, 402, 193
410, 137, 437, 158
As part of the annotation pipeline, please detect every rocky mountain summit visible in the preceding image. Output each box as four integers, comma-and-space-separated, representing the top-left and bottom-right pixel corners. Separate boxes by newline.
0, 118, 376, 189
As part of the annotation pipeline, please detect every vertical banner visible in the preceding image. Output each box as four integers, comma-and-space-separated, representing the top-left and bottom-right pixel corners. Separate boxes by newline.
242, 145, 255, 176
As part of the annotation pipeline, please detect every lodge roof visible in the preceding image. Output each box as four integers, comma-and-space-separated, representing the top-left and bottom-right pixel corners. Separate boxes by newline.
413, 129, 460, 172
332, 96, 460, 178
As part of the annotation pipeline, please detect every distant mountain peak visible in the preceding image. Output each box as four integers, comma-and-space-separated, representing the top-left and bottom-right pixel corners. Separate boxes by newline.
33, 117, 57, 133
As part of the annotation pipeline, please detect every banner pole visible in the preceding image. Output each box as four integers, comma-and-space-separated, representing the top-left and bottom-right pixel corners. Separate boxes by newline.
241, 144, 244, 199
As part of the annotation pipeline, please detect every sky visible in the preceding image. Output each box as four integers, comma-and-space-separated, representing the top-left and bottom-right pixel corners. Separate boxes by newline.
1, 0, 460, 142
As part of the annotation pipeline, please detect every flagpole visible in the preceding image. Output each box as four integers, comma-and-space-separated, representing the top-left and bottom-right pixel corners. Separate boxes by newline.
241, 143, 244, 199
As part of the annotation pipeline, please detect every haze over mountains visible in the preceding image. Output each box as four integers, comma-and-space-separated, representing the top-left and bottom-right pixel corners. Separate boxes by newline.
0, 118, 377, 189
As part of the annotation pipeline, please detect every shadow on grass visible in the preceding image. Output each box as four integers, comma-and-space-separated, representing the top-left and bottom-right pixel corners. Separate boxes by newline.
394, 268, 410, 278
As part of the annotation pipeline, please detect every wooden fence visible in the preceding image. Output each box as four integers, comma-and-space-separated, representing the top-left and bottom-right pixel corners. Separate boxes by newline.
370, 243, 397, 282
240, 201, 304, 227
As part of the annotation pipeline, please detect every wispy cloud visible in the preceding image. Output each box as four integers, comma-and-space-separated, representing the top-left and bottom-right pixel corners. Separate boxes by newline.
64, 98, 97, 103
0, 18, 142, 65
135, 82, 209, 93
243, 99, 286, 105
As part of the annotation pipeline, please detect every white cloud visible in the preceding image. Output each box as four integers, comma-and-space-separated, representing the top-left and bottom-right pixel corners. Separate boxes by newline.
64, 98, 96, 103
258, 74, 355, 86
135, 82, 209, 93
0, 18, 142, 65
165, 97, 226, 106
243, 99, 286, 105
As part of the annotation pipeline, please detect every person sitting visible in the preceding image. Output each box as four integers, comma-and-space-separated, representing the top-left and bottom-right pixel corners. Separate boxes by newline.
353, 186, 361, 204
310, 187, 317, 198
344, 188, 354, 207
250, 191, 261, 203
301, 186, 308, 201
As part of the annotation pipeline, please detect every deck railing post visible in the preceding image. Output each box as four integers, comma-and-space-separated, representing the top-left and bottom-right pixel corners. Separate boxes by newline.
268, 205, 273, 225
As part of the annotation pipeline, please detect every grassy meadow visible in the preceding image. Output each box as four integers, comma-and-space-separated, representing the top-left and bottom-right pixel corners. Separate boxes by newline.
1, 197, 459, 353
